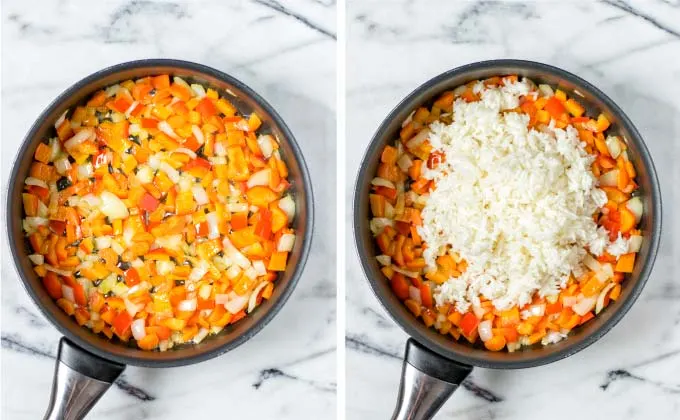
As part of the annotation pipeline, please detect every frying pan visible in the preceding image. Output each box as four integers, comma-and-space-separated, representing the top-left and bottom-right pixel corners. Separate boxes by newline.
7, 59, 314, 420
353, 60, 661, 419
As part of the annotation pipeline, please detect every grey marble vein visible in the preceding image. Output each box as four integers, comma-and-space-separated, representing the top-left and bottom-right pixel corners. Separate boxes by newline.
252, 0, 336, 39
600, 0, 680, 38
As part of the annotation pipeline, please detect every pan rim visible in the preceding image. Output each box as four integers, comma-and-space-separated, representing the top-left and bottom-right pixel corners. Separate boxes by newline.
353, 59, 662, 369
7, 58, 315, 367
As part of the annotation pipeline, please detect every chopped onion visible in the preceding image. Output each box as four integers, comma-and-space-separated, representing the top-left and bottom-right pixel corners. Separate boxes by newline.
155, 260, 175, 276
596, 283, 617, 314
538, 84, 554, 97
37, 201, 48, 218
81, 194, 101, 207
178, 298, 197, 312
397, 154, 413, 172
277, 233, 295, 252
191, 185, 209, 206
54, 110, 68, 130
625, 197, 643, 223
99, 191, 129, 220
371, 177, 395, 189
572, 295, 597, 316
131, 319, 146, 340
124, 101, 139, 118
189, 261, 210, 282
174, 148, 197, 159
148, 154, 161, 170
225, 294, 248, 314
62, 285, 75, 303
629, 235, 643, 253
64, 128, 95, 151
25, 217, 48, 229
95, 236, 112, 249
391, 265, 419, 278
214, 141, 227, 157
253, 260, 267, 276
583, 254, 601, 272
376, 255, 391, 266
541, 331, 566, 345
409, 286, 421, 303
369, 218, 394, 236
136, 165, 154, 184
105, 84, 121, 97
206, 212, 220, 239
223, 238, 251, 268
49, 138, 61, 162
596, 263, 614, 282
110, 240, 124, 255
208, 156, 226, 165
28, 254, 44, 265
77, 163, 94, 180
257, 135, 274, 159
472, 302, 486, 319
522, 304, 545, 319
401, 110, 415, 128
478, 320, 493, 342
247, 169, 271, 189
158, 121, 181, 141
278, 195, 295, 222
54, 157, 72, 175
226, 265, 242, 280
226, 202, 249, 213
129, 123, 141, 135
406, 128, 430, 149
160, 162, 180, 183
192, 125, 205, 144
125, 299, 144, 317
25, 177, 48, 189
605, 136, 622, 159
190, 84, 206, 98
599, 169, 619, 187
248, 281, 269, 313
173, 76, 193, 93
215, 294, 230, 305
193, 328, 209, 344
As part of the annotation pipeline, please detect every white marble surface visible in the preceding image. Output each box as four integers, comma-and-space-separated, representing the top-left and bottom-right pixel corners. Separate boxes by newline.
0, 1, 336, 419
346, 1, 680, 419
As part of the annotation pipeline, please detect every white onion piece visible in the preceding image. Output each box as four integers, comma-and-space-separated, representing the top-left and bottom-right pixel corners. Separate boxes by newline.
190, 84, 206, 98
253, 260, 267, 276
189, 261, 210, 282
257, 135, 274, 159
223, 238, 251, 268
49, 138, 61, 162
538, 84, 555, 97
376, 255, 391, 266
37, 201, 48, 218
174, 148, 197, 159
28, 254, 44, 265
131, 319, 146, 340
125, 299, 143, 317
599, 169, 619, 188
247, 168, 271, 189
595, 283, 617, 314
397, 154, 413, 172
155, 260, 175, 276
77, 163, 94, 180
371, 177, 396, 189
472, 302, 486, 319
64, 128, 95, 151
193, 328, 209, 344
391, 265, 419, 278
61, 285, 75, 303
158, 121, 181, 141
95, 236, 112, 249
596, 263, 614, 282
81, 194, 101, 207
25, 177, 48, 189
25, 217, 48, 229
405, 128, 430, 149
401, 110, 415, 128
99, 191, 129, 220
110, 240, 124, 255
562, 296, 577, 307
191, 125, 205, 144
45, 265, 72, 276
625, 197, 643, 223
159, 162, 180, 184
408, 286, 421, 304
226, 265, 241, 280
225, 294, 248, 314
105, 84, 120, 97
248, 282, 269, 313
522, 304, 545, 319
277, 233, 295, 252
54, 157, 71, 175
478, 320, 493, 342
605, 136, 622, 159
628, 235, 643, 253
583, 254, 601, 272
215, 294, 230, 305
226, 202, 248, 213
206, 212, 220, 239
191, 185, 209, 206
369, 218, 394, 236
148, 154, 161, 170
54, 110, 68, 130
541, 331, 566, 345
278, 195, 295, 222
572, 296, 597, 316
178, 299, 197, 312
173, 76, 193, 92
129, 123, 141, 135
214, 141, 227, 157
124, 101, 139, 118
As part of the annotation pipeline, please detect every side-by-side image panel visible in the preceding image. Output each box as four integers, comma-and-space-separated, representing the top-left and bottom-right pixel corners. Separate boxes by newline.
346, 1, 678, 419
1, 1, 336, 419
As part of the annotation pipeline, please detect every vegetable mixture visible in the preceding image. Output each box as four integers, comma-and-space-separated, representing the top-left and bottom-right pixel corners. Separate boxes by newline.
22, 74, 297, 351
370, 75, 643, 352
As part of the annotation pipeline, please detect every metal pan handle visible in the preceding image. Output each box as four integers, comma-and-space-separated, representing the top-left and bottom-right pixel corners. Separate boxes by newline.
392, 339, 473, 420
43, 338, 126, 420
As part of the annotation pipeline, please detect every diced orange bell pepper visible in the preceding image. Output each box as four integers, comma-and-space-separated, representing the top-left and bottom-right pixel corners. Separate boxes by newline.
268, 251, 288, 272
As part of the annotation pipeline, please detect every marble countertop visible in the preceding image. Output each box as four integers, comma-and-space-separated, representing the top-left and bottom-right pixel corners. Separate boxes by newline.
346, 1, 680, 419
0, 1, 335, 419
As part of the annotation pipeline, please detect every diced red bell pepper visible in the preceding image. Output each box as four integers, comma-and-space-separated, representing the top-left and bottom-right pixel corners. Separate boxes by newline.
544, 97, 566, 119
183, 157, 212, 172
93, 150, 110, 169
112, 97, 133, 113
49, 220, 67, 236
42, 272, 63, 300
420, 283, 433, 308
390, 273, 410, 300
112, 311, 133, 336
460, 312, 479, 337
73, 283, 87, 306
254, 208, 272, 240
123, 268, 141, 287
195, 97, 217, 117
195, 221, 209, 238
138, 192, 160, 212
427, 151, 445, 170
141, 118, 159, 129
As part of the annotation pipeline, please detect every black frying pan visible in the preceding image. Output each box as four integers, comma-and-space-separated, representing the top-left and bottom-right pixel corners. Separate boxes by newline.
7, 59, 314, 419
353, 60, 661, 419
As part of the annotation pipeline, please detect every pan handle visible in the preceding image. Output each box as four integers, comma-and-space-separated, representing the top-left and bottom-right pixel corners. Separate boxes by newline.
392, 339, 473, 420
43, 338, 126, 420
